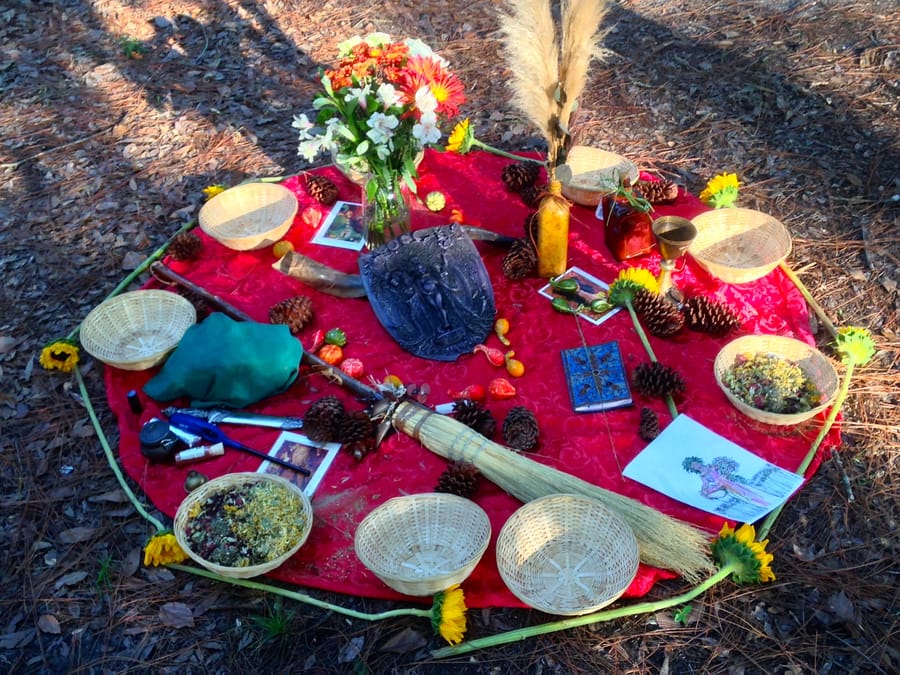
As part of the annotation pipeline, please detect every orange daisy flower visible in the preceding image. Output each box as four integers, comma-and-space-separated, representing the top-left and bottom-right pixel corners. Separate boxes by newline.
402, 56, 466, 117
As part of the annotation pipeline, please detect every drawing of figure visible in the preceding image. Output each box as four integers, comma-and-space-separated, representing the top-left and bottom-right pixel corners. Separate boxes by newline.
682, 456, 771, 507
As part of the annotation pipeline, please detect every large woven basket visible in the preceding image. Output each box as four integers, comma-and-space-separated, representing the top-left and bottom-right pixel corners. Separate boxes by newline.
79, 290, 196, 370
714, 334, 840, 425
556, 146, 639, 206
354, 493, 491, 596
496, 494, 639, 616
174, 472, 313, 579
689, 208, 792, 283
198, 182, 298, 250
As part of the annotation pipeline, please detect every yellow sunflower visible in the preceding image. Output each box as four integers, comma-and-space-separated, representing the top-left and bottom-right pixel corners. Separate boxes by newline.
608, 267, 659, 307
699, 173, 740, 209
202, 184, 227, 200
711, 522, 775, 584
431, 584, 468, 645
143, 531, 189, 567
445, 118, 474, 154
39, 338, 80, 373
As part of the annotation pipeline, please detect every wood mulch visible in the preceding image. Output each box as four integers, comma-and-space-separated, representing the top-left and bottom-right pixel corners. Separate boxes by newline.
1, 1, 897, 672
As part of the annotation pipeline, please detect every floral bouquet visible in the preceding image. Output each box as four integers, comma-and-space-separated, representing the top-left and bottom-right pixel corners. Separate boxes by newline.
293, 33, 465, 246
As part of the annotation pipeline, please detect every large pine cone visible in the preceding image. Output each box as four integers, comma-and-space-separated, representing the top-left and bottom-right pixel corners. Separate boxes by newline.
303, 395, 346, 443
502, 238, 538, 280
683, 295, 742, 335
435, 461, 482, 499
638, 407, 661, 441
501, 162, 540, 192
269, 295, 313, 334
502, 405, 539, 451
169, 231, 203, 261
632, 288, 685, 337
453, 399, 496, 439
632, 362, 686, 399
337, 409, 375, 444
306, 174, 339, 206
519, 183, 545, 209
633, 179, 679, 204
346, 438, 376, 461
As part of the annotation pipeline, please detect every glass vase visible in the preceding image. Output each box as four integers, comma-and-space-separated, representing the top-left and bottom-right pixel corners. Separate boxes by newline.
602, 195, 655, 262
536, 180, 571, 277
362, 173, 411, 250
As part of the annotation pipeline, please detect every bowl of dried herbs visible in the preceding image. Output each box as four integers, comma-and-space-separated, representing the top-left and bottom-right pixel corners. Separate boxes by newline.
174, 472, 313, 578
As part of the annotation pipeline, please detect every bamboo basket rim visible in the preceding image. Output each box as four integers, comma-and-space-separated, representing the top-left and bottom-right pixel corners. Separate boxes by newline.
714, 334, 840, 425
689, 207, 792, 284
79, 290, 196, 370
495, 493, 640, 615
353, 492, 491, 596
198, 182, 298, 251
174, 472, 313, 579
557, 145, 639, 206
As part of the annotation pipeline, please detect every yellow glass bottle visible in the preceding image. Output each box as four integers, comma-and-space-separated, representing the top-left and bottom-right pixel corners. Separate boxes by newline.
536, 180, 571, 277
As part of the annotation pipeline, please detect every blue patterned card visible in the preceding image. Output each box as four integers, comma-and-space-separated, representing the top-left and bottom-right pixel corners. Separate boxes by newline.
560, 341, 632, 413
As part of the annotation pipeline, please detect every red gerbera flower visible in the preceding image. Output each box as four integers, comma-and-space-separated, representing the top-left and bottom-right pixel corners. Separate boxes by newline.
402, 56, 466, 117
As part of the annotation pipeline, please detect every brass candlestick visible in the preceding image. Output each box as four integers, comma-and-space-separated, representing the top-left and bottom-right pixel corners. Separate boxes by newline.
652, 216, 697, 297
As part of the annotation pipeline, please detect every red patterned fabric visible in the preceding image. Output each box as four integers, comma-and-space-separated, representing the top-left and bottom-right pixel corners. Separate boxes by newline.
105, 148, 839, 607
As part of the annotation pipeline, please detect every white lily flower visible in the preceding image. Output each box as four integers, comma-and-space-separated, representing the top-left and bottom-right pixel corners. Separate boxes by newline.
404, 38, 448, 67
414, 86, 438, 116
364, 32, 392, 47
376, 83, 402, 109
344, 83, 372, 110
412, 111, 441, 145
366, 112, 399, 145
297, 138, 325, 162
337, 35, 363, 57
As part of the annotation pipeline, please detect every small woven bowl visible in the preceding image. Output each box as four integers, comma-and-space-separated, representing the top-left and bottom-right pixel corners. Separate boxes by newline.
174, 472, 313, 579
79, 290, 196, 370
689, 208, 792, 284
557, 146, 639, 206
496, 494, 639, 616
714, 334, 840, 425
198, 182, 298, 250
354, 493, 491, 596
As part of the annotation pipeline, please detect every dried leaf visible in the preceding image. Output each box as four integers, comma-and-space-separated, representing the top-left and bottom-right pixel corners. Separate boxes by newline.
0, 336, 17, 354
54, 570, 88, 589
37, 614, 61, 634
0, 629, 35, 649
159, 602, 195, 628
58, 526, 100, 544
337, 635, 364, 663
379, 626, 427, 653
827, 591, 856, 623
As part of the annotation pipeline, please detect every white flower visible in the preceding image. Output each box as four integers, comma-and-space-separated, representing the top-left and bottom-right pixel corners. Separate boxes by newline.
337, 35, 363, 56
297, 138, 325, 162
366, 112, 399, 145
376, 83, 402, 109
412, 111, 441, 145
414, 86, 438, 116
344, 83, 372, 110
404, 38, 448, 67
373, 142, 392, 162
291, 113, 315, 140
364, 32, 392, 47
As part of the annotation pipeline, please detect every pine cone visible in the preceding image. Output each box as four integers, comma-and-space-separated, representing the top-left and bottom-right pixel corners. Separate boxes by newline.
502, 405, 539, 451
632, 288, 685, 337
435, 461, 482, 499
638, 407, 661, 441
346, 437, 376, 461
269, 295, 313, 334
306, 174, 339, 206
175, 289, 211, 318
337, 409, 375, 444
683, 295, 742, 335
502, 238, 538, 280
632, 362, 686, 399
501, 162, 540, 192
453, 399, 496, 439
303, 395, 346, 443
633, 179, 679, 204
519, 183, 545, 209
169, 231, 203, 261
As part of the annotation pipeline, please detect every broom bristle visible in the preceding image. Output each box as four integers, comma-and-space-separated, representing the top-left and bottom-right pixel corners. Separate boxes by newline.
393, 402, 714, 582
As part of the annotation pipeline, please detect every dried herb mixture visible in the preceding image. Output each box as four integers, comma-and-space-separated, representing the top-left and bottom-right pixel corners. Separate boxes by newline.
723, 352, 822, 414
185, 481, 307, 568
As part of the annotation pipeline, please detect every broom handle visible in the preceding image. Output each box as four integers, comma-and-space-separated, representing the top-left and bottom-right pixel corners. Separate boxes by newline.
149, 262, 383, 402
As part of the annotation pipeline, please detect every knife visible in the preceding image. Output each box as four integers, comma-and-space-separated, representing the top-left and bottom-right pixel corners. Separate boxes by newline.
162, 407, 304, 430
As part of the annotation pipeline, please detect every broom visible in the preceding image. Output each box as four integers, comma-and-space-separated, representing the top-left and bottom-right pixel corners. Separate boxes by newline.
393, 401, 714, 583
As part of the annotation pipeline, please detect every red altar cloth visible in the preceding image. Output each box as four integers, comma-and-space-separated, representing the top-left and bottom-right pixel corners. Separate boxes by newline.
106, 148, 839, 607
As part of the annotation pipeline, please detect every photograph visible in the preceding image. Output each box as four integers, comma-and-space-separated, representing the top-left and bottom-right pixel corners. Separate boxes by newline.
538, 265, 621, 326
311, 200, 366, 250
257, 431, 341, 498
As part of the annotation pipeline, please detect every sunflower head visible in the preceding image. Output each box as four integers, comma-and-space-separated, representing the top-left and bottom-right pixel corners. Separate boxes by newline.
445, 118, 474, 154
39, 338, 80, 373
834, 326, 876, 367
711, 522, 775, 584
608, 267, 659, 307
202, 184, 227, 200
143, 530, 189, 567
699, 173, 740, 209
431, 584, 467, 645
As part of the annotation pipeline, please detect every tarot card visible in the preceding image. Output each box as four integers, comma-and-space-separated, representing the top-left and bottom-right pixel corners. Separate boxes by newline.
311, 201, 365, 250
257, 431, 340, 498
538, 265, 621, 326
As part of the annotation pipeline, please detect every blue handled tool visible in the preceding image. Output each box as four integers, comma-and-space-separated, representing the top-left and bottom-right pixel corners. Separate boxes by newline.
167, 413, 311, 476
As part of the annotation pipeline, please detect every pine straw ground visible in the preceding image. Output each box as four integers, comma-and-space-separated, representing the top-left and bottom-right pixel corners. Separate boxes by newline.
1, 0, 897, 672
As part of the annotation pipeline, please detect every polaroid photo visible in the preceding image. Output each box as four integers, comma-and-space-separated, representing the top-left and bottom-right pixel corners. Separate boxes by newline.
538, 265, 621, 326
257, 431, 341, 498
311, 201, 365, 250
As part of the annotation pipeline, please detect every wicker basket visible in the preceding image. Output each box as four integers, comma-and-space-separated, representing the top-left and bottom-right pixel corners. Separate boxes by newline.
198, 182, 298, 250
354, 493, 491, 596
556, 146, 639, 206
496, 494, 639, 616
714, 334, 840, 425
79, 290, 196, 370
174, 472, 313, 579
689, 208, 792, 284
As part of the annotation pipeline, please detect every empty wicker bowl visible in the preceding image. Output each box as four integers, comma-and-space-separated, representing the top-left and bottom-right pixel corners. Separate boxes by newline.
354, 493, 491, 596
174, 472, 313, 579
714, 334, 840, 426
556, 146, 640, 206
79, 290, 196, 370
496, 494, 639, 616
198, 182, 298, 250
689, 208, 792, 284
